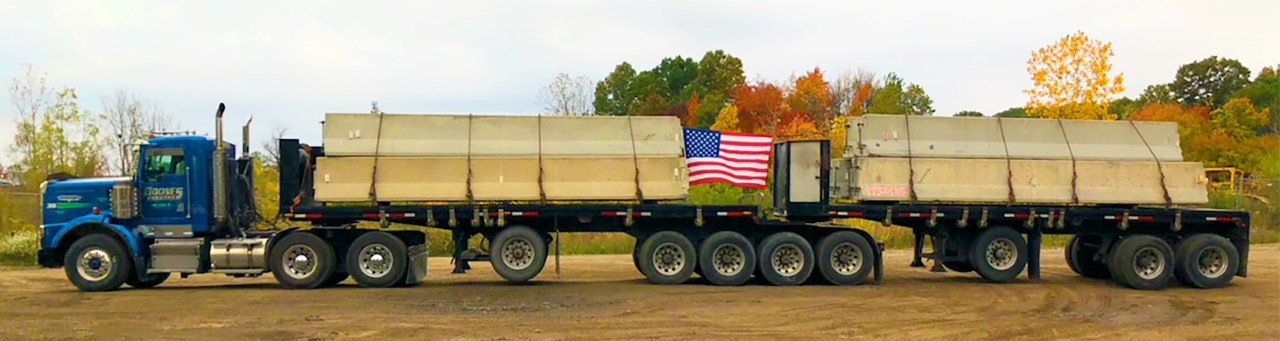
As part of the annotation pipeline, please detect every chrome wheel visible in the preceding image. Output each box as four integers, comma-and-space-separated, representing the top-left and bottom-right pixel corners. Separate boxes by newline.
76, 248, 113, 281
1195, 246, 1229, 279
772, 244, 805, 277
502, 238, 536, 271
1133, 246, 1167, 280
282, 244, 319, 279
652, 242, 686, 276
985, 238, 1018, 271
830, 242, 863, 276
711, 244, 746, 276
358, 244, 395, 279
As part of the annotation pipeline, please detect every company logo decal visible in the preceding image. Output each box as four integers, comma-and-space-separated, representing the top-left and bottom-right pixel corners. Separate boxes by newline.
146, 187, 184, 201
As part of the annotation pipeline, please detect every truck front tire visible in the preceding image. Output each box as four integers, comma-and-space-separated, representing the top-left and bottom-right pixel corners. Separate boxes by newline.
490, 226, 548, 284
270, 232, 338, 289
64, 234, 133, 292
347, 232, 409, 288
126, 272, 170, 289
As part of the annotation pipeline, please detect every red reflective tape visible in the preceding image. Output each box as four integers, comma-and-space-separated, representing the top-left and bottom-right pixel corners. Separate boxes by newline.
510, 211, 539, 217
361, 213, 380, 218
293, 213, 323, 219
1134, 216, 1154, 221
717, 211, 751, 217
898, 212, 931, 218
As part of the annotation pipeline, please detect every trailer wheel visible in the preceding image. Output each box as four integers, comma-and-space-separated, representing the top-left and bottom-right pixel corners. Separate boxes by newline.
758, 232, 814, 286
270, 232, 338, 289
631, 242, 643, 274
816, 231, 873, 285
941, 261, 973, 273
1106, 235, 1174, 290
968, 226, 1027, 283
1173, 234, 1238, 289
698, 231, 755, 286
126, 272, 170, 289
64, 234, 133, 292
347, 232, 409, 288
490, 225, 547, 283
1067, 235, 1111, 279
638, 231, 697, 285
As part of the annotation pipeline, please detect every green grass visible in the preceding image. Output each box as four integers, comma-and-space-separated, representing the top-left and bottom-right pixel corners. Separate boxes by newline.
0, 229, 38, 266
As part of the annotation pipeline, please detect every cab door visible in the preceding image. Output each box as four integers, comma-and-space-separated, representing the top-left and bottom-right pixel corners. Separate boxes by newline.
138, 146, 193, 237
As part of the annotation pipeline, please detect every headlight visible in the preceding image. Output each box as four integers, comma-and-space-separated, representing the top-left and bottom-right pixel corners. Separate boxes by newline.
40, 181, 48, 195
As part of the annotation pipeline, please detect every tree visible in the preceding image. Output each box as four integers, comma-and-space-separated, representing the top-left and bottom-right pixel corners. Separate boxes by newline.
9, 88, 104, 189
731, 82, 787, 134
690, 50, 745, 126
261, 125, 289, 166
994, 107, 1029, 118
593, 63, 637, 115
103, 89, 174, 175
1107, 97, 1141, 119
1231, 65, 1279, 133
653, 56, 699, 100
868, 73, 905, 115
540, 73, 594, 116
1170, 56, 1251, 108
775, 111, 822, 140
955, 111, 984, 117
1137, 83, 1175, 105
710, 104, 741, 132
902, 84, 935, 116
787, 68, 834, 129
1024, 31, 1125, 120
9, 64, 52, 162
1208, 98, 1268, 140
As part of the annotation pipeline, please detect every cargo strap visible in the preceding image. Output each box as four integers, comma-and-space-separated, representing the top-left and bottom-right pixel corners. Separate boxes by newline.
995, 118, 1016, 203
626, 115, 645, 202
1055, 119, 1080, 204
537, 114, 547, 204
367, 105, 385, 201
903, 115, 918, 203
465, 114, 475, 204
1130, 120, 1173, 207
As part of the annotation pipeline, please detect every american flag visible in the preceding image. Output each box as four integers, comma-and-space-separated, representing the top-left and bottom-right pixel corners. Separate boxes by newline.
683, 128, 773, 189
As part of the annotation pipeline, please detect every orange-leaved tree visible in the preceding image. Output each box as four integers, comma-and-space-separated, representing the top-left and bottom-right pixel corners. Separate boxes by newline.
1025, 31, 1125, 120
787, 68, 834, 130
732, 82, 788, 135
774, 111, 823, 141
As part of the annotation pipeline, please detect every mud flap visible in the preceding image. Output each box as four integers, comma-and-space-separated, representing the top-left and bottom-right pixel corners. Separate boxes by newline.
402, 243, 429, 285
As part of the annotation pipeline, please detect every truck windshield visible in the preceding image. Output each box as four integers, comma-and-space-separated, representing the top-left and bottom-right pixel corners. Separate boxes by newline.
142, 148, 186, 182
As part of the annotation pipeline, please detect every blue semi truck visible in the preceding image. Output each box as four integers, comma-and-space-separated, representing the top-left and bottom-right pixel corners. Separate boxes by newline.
36, 104, 1250, 291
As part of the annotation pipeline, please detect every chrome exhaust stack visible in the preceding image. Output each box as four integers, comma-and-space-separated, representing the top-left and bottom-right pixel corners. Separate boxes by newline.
213, 103, 228, 229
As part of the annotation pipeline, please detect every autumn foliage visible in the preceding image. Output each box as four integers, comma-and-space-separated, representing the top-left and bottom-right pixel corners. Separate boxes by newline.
1025, 31, 1125, 120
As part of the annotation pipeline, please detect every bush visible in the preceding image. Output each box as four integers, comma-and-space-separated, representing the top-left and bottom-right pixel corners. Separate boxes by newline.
0, 229, 39, 266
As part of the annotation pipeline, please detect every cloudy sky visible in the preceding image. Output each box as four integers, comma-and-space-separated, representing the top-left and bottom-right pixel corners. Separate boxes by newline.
1, 0, 1277, 165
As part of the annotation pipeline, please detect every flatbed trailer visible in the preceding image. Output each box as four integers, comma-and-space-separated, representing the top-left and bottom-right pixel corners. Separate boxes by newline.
278, 138, 1250, 290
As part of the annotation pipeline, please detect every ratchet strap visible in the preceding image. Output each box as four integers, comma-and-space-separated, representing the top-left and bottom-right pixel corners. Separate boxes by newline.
368, 110, 386, 201
626, 115, 645, 202
1130, 120, 1173, 207
904, 115, 917, 203
1055, 119, 1080, 204
996, 117, 1016, 203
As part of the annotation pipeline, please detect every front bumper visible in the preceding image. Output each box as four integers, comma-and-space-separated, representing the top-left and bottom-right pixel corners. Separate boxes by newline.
37, 248, 59, 268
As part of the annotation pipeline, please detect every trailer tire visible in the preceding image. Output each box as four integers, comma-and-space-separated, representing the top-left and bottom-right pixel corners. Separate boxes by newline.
758, 232, 814, 286
698, 231, 755, 286
347, 232, 408, 288
1067, 235, 1111, 279
968, 226, 1027, 283
64, 234, 133, 292
126, 272, 170, 289
639, 231, 697, 285
1173, 234, 1238, 289
941, 261, 974, 273
631, 243, 643, 274
490, 226, 547, 284
1107, 235, 1174, 290
816, 231, 874, 285
270, 232, 338, 289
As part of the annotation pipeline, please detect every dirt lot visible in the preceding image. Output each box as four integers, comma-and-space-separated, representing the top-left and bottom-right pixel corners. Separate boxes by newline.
1, 245, 1276, 340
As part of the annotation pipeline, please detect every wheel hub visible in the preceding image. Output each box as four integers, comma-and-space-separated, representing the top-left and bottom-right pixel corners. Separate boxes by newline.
712, 244, 745, 276
830, 242, 862, 275
1196, 246, 1227, 279
76, 248, 112, 281
772, 245, 804, 277
985, 238, 1018, 271
282, 245, 319, 279
652, 243, 685, 276
1132, 246, 1166, 280
502, 238, 535, 270
359, 244, 395, 278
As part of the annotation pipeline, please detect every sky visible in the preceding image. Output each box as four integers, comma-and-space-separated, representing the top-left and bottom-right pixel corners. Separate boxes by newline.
1, 0, 1277, 165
